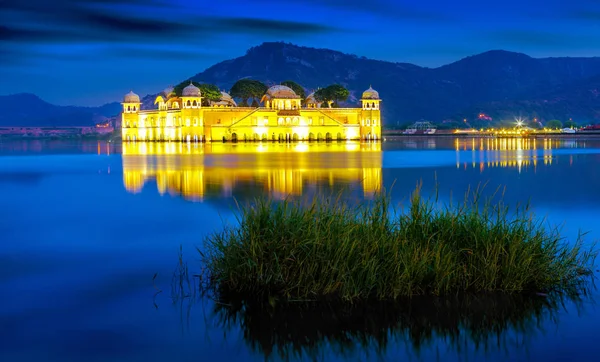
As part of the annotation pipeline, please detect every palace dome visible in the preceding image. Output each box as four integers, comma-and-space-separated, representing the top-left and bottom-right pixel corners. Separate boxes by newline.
361, 86, 380, 100
264, 85, 300, 99
220, 91, 237, 105
210, 91, 237, 107
220, 91, 234, 101
123, 90, 140, 103
182, 82, 201, 97
163, 85, 175, 97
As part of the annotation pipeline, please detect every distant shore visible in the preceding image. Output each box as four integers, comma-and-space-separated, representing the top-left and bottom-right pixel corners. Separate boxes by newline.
0, 133, 115, 141
382, 130, 600, 138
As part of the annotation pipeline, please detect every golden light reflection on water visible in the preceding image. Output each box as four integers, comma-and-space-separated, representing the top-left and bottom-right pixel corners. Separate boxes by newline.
453, 137, 584, 172
122, 142, 382, 201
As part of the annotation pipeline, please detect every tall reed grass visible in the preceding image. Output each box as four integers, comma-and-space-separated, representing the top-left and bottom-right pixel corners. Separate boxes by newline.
201, 185, 596, 301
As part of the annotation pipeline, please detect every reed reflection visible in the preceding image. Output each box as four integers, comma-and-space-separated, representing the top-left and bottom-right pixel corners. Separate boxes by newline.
179, 291, 588, 362
122, 142, 382, 201
453, 137, 587, 172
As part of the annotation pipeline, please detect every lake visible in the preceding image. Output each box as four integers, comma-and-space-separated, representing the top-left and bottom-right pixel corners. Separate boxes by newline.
1, 137, 599, 361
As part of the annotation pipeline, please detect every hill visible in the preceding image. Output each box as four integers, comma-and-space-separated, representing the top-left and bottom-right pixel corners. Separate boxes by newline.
0, 93, 121, 127
4, 43, 600, 127
188, 42, 600, 125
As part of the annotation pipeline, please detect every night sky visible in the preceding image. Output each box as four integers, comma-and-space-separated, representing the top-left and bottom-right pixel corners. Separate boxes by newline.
2, 0, 600, 106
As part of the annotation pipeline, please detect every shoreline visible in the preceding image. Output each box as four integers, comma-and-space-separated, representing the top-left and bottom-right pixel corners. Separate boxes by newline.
382, 132, 600, 139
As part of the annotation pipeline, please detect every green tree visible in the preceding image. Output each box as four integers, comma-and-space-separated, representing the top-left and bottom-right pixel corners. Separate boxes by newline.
564, 120, 577, 128
174, 81, 221, 106
230, 79, 267, 107
545, 119, 563, 129
281, 80, 306, 100
314, 84, 349, 107
328, 84, 350, 106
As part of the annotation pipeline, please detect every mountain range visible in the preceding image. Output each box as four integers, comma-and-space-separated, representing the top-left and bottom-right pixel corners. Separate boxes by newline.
4, 42, 600, 127
0, 93, 121, 127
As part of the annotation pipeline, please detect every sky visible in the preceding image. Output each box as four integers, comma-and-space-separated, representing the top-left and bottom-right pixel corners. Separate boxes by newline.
2, 0, 600, 106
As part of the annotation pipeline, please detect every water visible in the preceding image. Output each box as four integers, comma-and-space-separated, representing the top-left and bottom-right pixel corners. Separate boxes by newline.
1, 137, 599, 361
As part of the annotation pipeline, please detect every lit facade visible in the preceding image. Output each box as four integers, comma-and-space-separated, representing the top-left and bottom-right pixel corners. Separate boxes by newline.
121, 84, 382, 142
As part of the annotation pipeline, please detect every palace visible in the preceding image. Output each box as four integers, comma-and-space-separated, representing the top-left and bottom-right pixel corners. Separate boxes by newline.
121, 84, 382, 142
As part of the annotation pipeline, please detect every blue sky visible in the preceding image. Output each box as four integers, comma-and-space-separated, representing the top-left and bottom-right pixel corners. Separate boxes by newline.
2, 0, 600, 106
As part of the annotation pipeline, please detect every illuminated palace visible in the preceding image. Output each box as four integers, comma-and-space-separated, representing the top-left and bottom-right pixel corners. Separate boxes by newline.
121, 142, 382, 201
121, 84, 382, 142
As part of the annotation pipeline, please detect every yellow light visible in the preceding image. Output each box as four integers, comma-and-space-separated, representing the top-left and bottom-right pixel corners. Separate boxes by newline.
346, 127, 359, 140
291, 126, 309, 140
294, 143, 309, 152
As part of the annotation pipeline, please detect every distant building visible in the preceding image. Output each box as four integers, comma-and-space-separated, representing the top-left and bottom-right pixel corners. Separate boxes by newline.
121, 84, 382, 142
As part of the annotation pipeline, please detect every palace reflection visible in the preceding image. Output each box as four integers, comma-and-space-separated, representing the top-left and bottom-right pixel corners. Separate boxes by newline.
122, 142, 382, 201
453, 137, 586, 172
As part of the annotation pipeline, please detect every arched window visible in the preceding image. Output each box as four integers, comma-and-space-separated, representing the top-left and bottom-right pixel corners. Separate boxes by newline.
192, 100, 197, 107
372, 102, 375, 108
127, 106, 131, 111
278, 117, 283, 125
193, 118, 198, 126
367, 119, 370, 126
186, 119, 190, 127
133, 106, 136, 111
373, 119, 377, 126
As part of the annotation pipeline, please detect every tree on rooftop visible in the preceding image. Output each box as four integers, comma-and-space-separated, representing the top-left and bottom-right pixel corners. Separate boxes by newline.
230, 79, 267, 107
281, 80, 306, 100
174, 81, 221, 106
314, 84, 349, 108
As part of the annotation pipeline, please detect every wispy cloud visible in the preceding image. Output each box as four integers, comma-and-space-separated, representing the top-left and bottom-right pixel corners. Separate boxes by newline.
1, 1, 339, 44
1, 1, 341, 67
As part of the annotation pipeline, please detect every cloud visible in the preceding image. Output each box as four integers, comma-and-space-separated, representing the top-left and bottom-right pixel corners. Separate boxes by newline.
214, 18, 337, 35
1, 0, 339, 43
0, 0, 340, 66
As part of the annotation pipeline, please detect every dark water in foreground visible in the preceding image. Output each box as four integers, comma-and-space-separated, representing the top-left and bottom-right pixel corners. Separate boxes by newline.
0, 137, 599, 361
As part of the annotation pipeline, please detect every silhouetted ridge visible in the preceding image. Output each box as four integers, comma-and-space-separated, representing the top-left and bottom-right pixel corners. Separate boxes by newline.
6, 44, 600, 127
187, 43, 600, 124
0, 93, 121, 127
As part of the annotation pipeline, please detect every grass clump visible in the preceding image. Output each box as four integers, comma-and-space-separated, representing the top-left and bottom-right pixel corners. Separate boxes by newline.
201, 185, 596, 301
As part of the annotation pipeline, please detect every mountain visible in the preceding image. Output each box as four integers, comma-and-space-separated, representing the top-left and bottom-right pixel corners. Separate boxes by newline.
188, 42, 600, 125
5, 43, 600, 127
0, 93, 121, 127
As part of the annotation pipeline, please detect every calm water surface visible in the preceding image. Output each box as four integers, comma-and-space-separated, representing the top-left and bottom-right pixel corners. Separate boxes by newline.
1, 137, 599, 361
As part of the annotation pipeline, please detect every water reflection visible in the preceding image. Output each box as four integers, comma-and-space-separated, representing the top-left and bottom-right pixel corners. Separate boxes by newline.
452, 137, 590, 172
122, 142, 383, 201
190, 292, 588, 361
